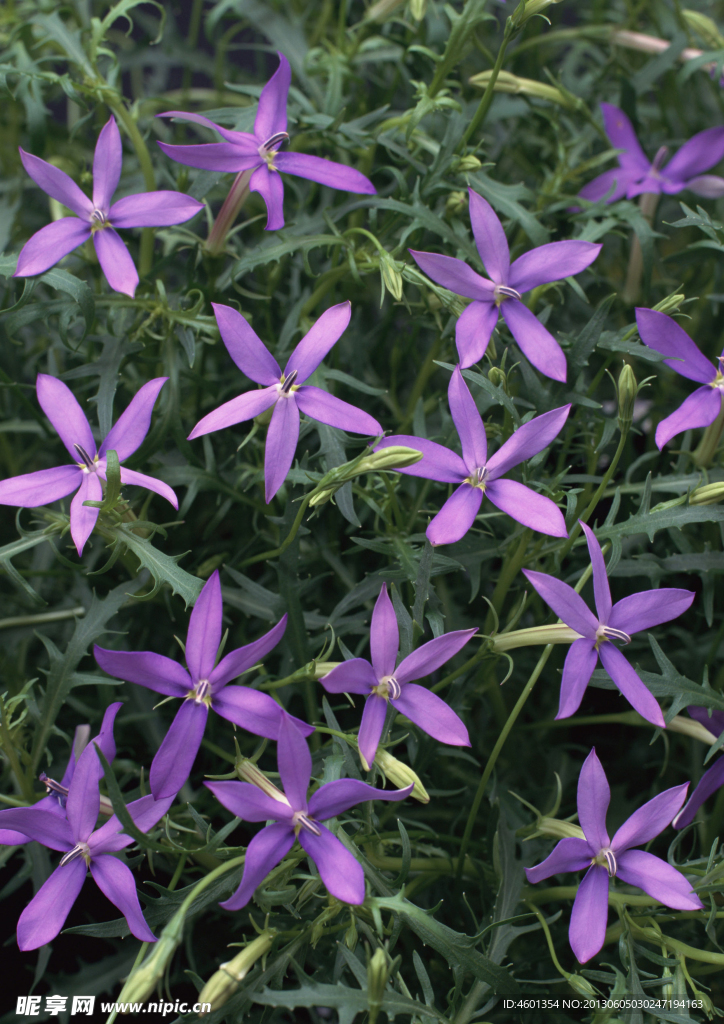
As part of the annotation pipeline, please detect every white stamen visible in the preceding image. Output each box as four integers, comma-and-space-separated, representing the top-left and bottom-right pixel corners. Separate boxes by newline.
59, 841, 91, 866
493, 284, 522, 304
292, 811, 321, 836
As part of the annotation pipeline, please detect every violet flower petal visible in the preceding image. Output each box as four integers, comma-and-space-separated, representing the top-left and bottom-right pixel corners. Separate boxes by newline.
93, 227, 139, 297
577, 748, 611, 851
188, 387, 279, 440
578, 167, 634, 204
308, 778, 411, 821
93, 117, 122, 212
156, 111, 259, 148
486, 478, 568, 537
18, 148, 93, 218
212, 686, 314, 738
608, 588, 695, 636
395, 629, 477, 684
611, 783, 689, 851
663, 126, 724, 181
654, 386, 722, 450
295, 386, 382, 436
93, 645, 191, 697
486, 405, 570, 480
615, 849, 702, 910
508, 240, 601, 295
598, 643, 665, 728
16, 859, 87, 951
580, 522, 612, 623
455, 300, 500, 368
0, 465, 81, 507
569, 864, 609, 963
264, 396, 300, 503
156, 141, 260, 173
15, 218, 91, 278
427, 484, 483, 546
275, 152, 375, 194
254, 53, 291, 140
90, 854, 156, 941
524, 837, 593, 883
358, 693, 388, 769
90, 794, 175, 854
99, 377, 168, 461
686, 174, 724, 198
70, 472, 101, 555
449, 366, 487, 473
211, 303, 281, 384
150, 700, 208, 799
249, 165, 285, 231
500, 300, 567, 383
0, 807, 72, 851
37, 373, 96, 462
220, 823, 295, 911
674, 757, 724, 829
374, 436, 467, 482
600, 103, 650, 173
205, 780, 292, 823
116, 467, 178, 509
284, 302, 351, 383
66, 742, 102, 843
687, 705, 724, 737
556, 638, 599, 719
186, 570, 222, 682
209, 614, 288, 691
468, 189, 509, 284
408, 250, 495, 301
635, 309, 716, 383
370, 584, 399, 681
522, 569, 598, 638
391, 683, 470, 746
298, 823, 365, 904
277, 713, 311, 811
110, 191, 203, 228
319, 659, 378, 695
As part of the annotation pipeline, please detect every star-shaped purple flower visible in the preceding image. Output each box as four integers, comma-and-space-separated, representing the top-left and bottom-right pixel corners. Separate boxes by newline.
188, 301, 382, 504
0, 374, 178, 555
579, 103, 724, 204
0, 708, 174, 950
409, 189, 601, 380
320, 584, 477, 770
523, 521, 695, 726
376, 366, 569, 546
526, 748, 702, 963
206, 714, 412, 909
94, 570, 312, 800
157, 53, 375, 231
636, 308, 724, 449
673, 707, 724, 829
15, 116, 203, 296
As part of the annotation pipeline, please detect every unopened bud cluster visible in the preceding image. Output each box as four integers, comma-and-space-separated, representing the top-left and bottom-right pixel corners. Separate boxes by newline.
198, 930, 276, 1014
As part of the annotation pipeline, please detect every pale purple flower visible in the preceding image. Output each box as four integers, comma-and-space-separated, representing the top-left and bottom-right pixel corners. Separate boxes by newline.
94, 570, 312, 800
0, 374, 178, 555
674, 707, 724, 829
157, 52, 375, 231
15, 116, 203, 297
188, 301, 382, 503
320, 584, 476, 769
636, 308, 724, 449
579, 103, 724, 204
206, 714, 411, 908
409, 188, 601, 380
523, 522, 695, 727
376, 366, 569, 546
526, 749, 702, 963
0, 710, 174, 950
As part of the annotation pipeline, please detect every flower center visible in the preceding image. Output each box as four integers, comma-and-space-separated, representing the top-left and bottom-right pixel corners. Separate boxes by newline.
372, 675, 402, 701
291, 810, 321, 836
465, 466, 489, 491
38, 772, 69, 802
259, 131, 289, 172
59, 841, 92, 867
711, 366, 724, 391
279, 369, 299, 395
592, 847, 617, 877
595, 624, 631, 649
189, 678, 212, 705
90, 209, 108, 231
493, 284, 521, 306
74, 443, 98, 472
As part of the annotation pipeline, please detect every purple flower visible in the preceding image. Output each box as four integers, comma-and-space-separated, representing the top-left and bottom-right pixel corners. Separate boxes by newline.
523, 522, 695, 727
636, 308, 724, 449
15, 117, 203, 297
188, 301, 382, 503
409, 188, 601, 380
579, 103, 724, 204
320, 584, 477, 769
526, 749, 702, 963
0, 708, 174, 950
376, 366, 569, 546
0, 374, 178, 555
673, 707, 724, 829
206, 714, 412, 908
0, 703, 121, 846
157, 52, 375, 231
94, 571, 313, 799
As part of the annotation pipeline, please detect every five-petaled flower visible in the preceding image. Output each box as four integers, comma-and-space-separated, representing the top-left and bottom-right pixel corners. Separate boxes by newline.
94, 570, 312, 799
15, 116, 203, 296
673, 707, 724, 829
579, 103, 724, 204
188, 301, 382, 503
206, 713, 412, 908
157, 52, 375, 231
0, 709, 174, 950
0, 374, 178, 555
523, 521, 695, 726
409, 188, 601, 381
636, 308, 724, 449
320, 584, 477, 769
526, 748, 702, 963
376, 366, 570, 546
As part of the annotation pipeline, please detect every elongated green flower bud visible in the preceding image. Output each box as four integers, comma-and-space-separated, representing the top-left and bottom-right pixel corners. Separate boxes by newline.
379, 252, 404, 301
617, 363, 637, 433
373, 747, 430, 803
198, 930, 276, 1014
367, 948, 390, 1024
682, 9, 724, 48
469, 70, 570, 107
409, 0, 427, 19
116, 909, 185, 1006
652, 291, 685, 316
309, 447, 423, 506
689, 482, 724, 506
490, 623, 583, 652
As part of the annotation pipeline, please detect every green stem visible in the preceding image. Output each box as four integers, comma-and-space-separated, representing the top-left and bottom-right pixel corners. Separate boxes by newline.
558, 427, 629, 562
106, 100, 156, 278
0, 697, 35, 803
241, 497, 311, 568
483, 529, 531, 634
458, 20, 514, 152
0, 606, 85, 630
693, 401, 724, 467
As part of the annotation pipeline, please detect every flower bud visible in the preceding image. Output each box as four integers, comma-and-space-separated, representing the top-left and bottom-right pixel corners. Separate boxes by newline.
689, 482, 724, 506
198, 930, 275, 1015
409, 0, 427, 19
364, 0, 405, 22
682, 9, 724, 48
519, 0, 563, 21
373, 747, 430, 803
537, 817, 585, 841
488, 366, 506, 388
367, 948, 390, 1024
379, 253, 404, 301
453, 155, 483, 174
445, 191, 468, 218
308, 447, 423, 507
469, 70, 570, 108
652, 291, 685, 316
617, 363, 637, 432
116, 910, 184, 1006
567, 974, 599, 999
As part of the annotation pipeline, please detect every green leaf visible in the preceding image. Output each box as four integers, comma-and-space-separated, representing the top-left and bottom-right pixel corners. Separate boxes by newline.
251, 974, 443, 1023
39, 268, 95, 339
109, 524, 203, 607
222, 234, 347, 286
